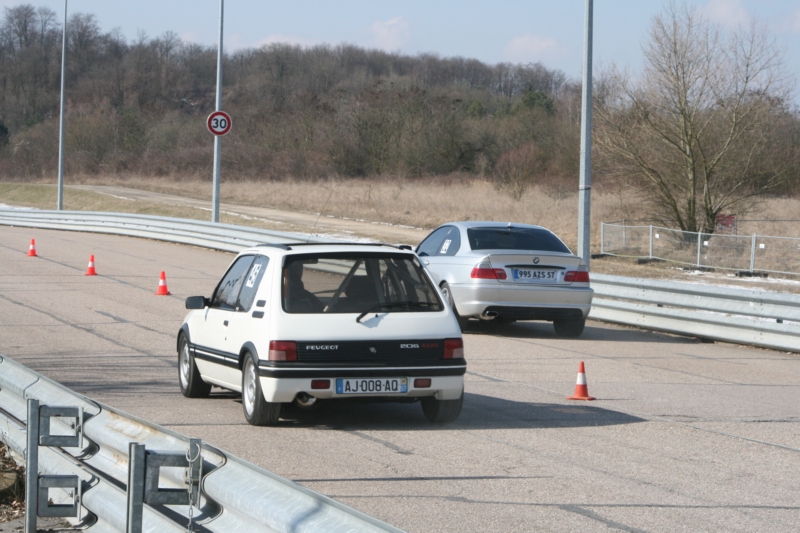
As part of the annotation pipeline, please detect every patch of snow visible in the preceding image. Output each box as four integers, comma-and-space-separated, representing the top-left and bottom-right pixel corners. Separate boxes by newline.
724, 274, 800, 286
0, 203, 37, 210
307, 232, 376, 243
91, 191, 135, 201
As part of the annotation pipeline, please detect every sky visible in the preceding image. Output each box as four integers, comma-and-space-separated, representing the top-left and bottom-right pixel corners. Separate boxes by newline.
3, 0, 800, 97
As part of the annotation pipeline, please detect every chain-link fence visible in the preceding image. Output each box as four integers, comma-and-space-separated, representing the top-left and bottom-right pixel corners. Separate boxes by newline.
601, 223, 800, 275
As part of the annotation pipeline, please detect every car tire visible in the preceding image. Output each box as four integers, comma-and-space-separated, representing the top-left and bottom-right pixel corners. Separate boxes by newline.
178, 333, 211, 398
421, 390, 464, 423
553, 318, 586, 338
242, 352, 281, 426
441, 282, 468, 331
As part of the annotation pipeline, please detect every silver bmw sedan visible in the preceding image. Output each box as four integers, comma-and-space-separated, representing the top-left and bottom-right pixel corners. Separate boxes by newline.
416, 221, 593, 337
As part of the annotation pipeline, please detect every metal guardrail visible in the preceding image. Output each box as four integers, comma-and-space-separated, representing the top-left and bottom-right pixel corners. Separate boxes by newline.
0, 209, 338, 252
0, 354, 405, 533
590, 274, 800, 353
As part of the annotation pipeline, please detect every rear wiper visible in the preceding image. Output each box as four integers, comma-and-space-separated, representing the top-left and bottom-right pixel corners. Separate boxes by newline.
356, 301, 435, 323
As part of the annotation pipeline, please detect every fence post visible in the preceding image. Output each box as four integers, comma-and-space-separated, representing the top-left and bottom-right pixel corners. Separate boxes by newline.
696, 231, 702, 268
622, 218, 626, 248
600, 223, 605, 255
649, 225, 653, 259
750, 234, 757, 273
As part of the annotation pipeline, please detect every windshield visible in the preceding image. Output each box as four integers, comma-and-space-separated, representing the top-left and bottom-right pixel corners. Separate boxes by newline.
467, 227, 570, 253
282, 252, 444, 314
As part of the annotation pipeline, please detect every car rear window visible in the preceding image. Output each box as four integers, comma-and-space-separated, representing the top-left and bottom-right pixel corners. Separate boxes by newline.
282, 252, 444, 314
467, 227, 570, 253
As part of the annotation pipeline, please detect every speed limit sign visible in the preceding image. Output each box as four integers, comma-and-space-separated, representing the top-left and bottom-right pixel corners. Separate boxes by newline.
207, 111, 232, 136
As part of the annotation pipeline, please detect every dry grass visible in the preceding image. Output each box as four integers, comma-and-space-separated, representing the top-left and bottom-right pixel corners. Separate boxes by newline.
54, 174, 653, 251
0, 182, 283, 230
0, 443, 24, 523
4, 174, 799, 248
3, 175, 800, 290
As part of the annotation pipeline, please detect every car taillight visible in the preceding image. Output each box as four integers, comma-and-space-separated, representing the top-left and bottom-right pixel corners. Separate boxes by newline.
564, 271, 590, 282
311, 379, 330, 389
470, 266, 507, 280
414, 378, 432, 388
268, 341, 297, 361
444, 338, 464, 359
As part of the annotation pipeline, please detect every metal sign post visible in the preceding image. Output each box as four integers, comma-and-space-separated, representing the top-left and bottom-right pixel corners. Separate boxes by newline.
56, 0, 67, 211
211, 0, 225, 223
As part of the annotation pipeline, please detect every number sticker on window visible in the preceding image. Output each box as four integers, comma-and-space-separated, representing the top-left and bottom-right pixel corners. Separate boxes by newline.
245, 263, 262, 288
440, 239, 451, 254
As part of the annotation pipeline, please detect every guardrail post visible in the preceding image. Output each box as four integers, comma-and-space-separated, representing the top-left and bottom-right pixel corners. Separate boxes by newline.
126, 443, 146, 533
750, 234, 757, 273
622, 219, 626, 248
25, 400, 39, 533
126, 438, 202, 533
696, 232, 702, 267
25, 400, 84, 533
649, 225, 654, 259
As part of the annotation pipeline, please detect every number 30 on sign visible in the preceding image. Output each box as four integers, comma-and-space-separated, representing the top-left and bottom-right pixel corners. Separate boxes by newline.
207, 111, 232, 136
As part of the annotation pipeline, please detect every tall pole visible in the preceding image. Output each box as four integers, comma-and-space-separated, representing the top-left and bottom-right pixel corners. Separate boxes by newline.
57, 0, 67, 210
211, 0, 224, 223
577, 0, 593, 268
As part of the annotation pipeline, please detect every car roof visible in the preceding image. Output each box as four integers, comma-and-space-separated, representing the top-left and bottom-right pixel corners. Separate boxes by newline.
240, 242, 414, 256
440, 221, 550, 231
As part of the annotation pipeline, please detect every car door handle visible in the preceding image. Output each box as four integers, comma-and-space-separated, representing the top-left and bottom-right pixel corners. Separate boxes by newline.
223, 320, 229, 326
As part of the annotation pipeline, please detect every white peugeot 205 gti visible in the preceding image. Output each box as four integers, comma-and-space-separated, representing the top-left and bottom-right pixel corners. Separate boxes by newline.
178, 243, 465, 426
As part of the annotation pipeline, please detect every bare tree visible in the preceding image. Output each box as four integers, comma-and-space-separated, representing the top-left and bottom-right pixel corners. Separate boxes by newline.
595, 2, 794, 234
493, 143, 543, 200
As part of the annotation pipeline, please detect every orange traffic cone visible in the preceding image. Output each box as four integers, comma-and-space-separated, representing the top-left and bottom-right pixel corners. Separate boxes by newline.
85, 255, 97, 276
567, 362, 595, 401
27, 239, 37, 257
155, 271, 171, 295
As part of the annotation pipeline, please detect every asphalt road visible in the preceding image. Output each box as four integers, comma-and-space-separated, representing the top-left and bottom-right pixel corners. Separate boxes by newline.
1, 226, 798, 533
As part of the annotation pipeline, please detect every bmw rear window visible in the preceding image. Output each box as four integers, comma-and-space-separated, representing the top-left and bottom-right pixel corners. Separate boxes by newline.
467, 227, 570, 253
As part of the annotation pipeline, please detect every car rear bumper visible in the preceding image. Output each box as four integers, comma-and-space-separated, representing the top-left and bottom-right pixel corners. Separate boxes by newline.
449, 282, 593, 319
259, 374, 464, 402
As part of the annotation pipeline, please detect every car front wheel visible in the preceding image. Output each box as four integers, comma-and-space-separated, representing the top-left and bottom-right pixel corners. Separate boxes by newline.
242, 352, 281, 426
421, 391, 464, 423
441, 282, 468, 331
553, 318, 586, 338
178, 333, 211, 398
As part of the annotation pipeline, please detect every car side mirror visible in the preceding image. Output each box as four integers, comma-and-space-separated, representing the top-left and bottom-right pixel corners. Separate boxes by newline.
185, 296, 209, 309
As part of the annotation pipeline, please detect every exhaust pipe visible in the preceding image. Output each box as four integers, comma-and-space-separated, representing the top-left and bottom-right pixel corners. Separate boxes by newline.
480, 310, 499, 320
